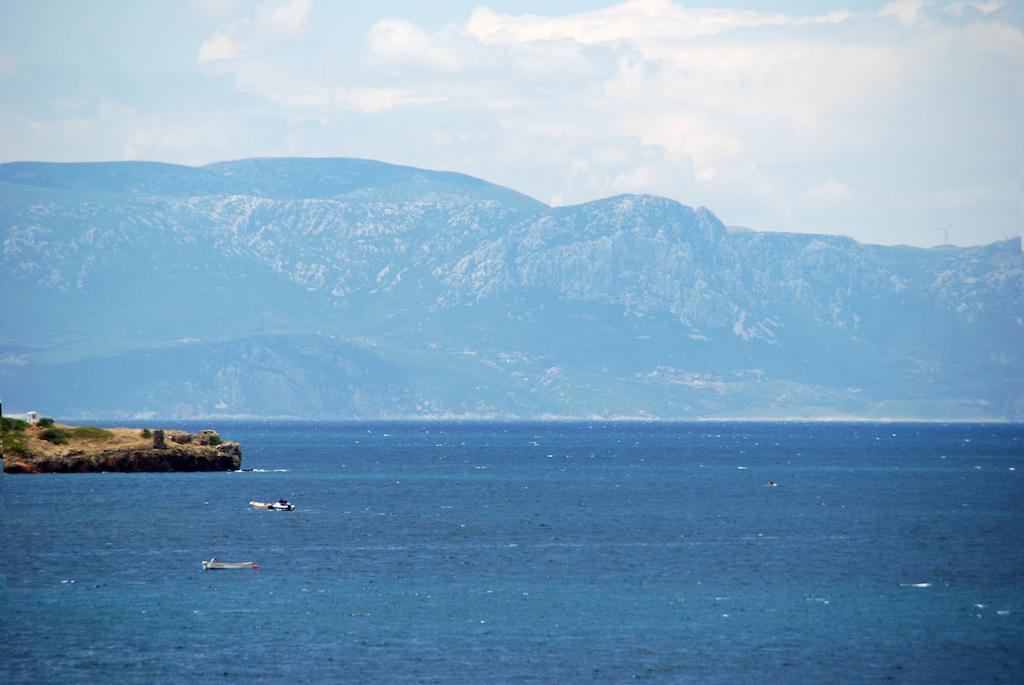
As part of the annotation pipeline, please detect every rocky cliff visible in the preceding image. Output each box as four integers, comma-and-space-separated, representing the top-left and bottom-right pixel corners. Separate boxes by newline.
1, 422, 242, 474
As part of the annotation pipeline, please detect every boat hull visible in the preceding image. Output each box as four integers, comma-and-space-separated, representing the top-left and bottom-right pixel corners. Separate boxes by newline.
250, 500, 294, 511
202, 560, 259, 570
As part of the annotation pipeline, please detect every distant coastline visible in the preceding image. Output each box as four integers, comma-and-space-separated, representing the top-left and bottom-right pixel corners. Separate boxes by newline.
23, 415, 1020, 425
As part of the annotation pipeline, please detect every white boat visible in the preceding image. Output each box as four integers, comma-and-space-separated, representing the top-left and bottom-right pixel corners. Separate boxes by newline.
202, 558, 259, 570
250, 499, 295, 511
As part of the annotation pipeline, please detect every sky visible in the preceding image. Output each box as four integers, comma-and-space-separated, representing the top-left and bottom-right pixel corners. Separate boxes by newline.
1, 0, 1021, 247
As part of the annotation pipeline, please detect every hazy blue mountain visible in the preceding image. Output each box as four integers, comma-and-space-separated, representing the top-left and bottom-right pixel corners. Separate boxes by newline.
1, 158, 1021, 420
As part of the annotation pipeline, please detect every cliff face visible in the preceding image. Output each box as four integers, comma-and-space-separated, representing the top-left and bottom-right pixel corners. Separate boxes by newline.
3, 443, 242, 474
1, 425, 242, 474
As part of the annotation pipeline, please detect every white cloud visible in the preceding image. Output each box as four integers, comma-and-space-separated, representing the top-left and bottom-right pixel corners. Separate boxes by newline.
560, 136, 695, 202
196, 0, 311, 64
944, 1, 1005, 17
265, 0, 310, 33
881, 0, 1007, 26
336, 87, 444, 113
965, 21, 1024, 62
880, 1, 930, 25
463, 1, 850, 45
803, 180, 855, 206
367, 19, 461, 71
188, 0, 246, 20
198, 31, 243, 63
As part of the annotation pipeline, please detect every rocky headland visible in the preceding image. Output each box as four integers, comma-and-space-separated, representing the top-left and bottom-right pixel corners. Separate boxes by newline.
1, 420, 241, 474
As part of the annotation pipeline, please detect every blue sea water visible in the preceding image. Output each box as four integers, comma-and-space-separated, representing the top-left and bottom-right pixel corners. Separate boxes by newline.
3, 421, 1023, 684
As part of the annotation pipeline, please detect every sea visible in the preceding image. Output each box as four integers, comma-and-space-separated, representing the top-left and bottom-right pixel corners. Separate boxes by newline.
4, 421, 1022, 684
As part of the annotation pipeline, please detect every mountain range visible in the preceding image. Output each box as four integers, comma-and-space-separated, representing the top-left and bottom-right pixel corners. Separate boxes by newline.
1, 158, 1021, 420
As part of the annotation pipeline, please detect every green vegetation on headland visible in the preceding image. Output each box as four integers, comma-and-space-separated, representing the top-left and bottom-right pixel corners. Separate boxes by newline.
3, 430, 28, 455
70, 425, 115, 441
3, 418, 116, 448
39, 427, 70, 445
2, 417, 30, 432
2, 417, 30, 455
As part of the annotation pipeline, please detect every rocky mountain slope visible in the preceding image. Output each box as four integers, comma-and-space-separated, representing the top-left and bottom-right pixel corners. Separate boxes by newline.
1, 158, 1021, 420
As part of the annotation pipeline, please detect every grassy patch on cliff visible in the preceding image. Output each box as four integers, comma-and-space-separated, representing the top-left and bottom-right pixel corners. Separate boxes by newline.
3, 418, 32, 456
3, 431, 29, 455
71, 426, 115, 441
39, 428, 71, 445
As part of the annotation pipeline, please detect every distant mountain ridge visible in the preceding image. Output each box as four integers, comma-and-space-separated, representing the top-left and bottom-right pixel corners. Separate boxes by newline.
0, 158, 543, 208
1, 158, 1021, 420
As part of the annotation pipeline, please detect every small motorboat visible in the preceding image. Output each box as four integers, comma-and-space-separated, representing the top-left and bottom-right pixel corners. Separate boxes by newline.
202, 558, 259, 570
250, 498, 295, 511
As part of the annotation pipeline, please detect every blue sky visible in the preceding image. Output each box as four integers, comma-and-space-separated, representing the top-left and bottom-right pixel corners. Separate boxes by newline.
1, 0, 1021, 247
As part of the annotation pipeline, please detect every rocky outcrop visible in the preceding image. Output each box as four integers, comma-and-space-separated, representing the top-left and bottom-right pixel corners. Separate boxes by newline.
2, 428, 241, 474
168, 429, 222, 446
